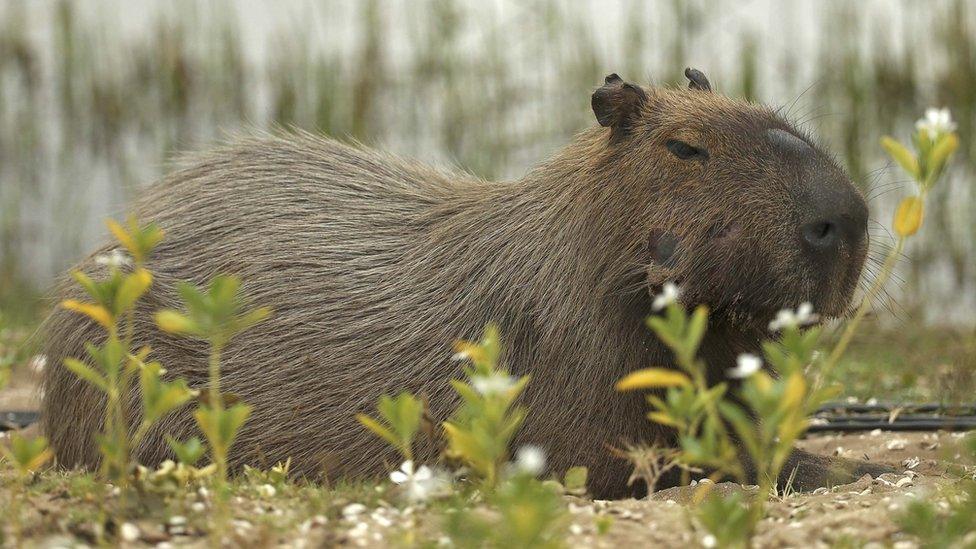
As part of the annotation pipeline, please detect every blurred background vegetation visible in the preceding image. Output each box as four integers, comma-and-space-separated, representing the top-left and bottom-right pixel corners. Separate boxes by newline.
0, 0, 973, 400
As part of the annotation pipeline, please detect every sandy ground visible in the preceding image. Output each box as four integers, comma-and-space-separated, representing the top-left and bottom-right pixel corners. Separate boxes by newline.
1, 370, 973, 547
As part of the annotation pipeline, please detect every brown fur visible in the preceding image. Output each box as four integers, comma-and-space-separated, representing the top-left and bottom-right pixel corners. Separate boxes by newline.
40, 74, 887, 498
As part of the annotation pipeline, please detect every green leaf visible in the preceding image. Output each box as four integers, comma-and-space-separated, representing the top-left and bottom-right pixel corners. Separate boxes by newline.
195, 402, 251, 453
166, 435, 206, 466
507, 374, 531, 402
71, 270, 101, 300
718, 400, 760, 461
237, 307, 272, 331
176, 282, 209, 317
220, 403, 251, 450
685, 305, 709, 355
924, 132, 959, 187
141, 363, 193, 423
563, 466, 588, 491
646, 316, 683, 354
880, 136, 919, 180
443, 422, 491, 474
4, 433, 53, 473
155, 310, 198, 335
450, 379, 484, 409
377, 392, 423, 445
64, 358, 108, 391
615, 368, 691, 391
114, 268, 153, 315
356, 414, 400, 449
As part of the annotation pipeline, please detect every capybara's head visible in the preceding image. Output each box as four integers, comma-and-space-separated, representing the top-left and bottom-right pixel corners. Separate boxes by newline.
591, 69, 868, 326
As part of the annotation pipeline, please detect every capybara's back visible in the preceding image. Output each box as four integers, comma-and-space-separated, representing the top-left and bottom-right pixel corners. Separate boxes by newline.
42, 131, 655, 493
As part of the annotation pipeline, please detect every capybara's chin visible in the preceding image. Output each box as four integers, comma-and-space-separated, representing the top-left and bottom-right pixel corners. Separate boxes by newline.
41, 69, 878, 499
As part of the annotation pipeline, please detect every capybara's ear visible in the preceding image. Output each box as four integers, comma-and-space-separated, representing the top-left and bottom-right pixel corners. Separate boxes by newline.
684, 67, 712, 92
591, 73, 648, 139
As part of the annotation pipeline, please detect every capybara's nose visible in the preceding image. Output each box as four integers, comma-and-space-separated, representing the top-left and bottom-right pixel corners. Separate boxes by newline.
800, 217, 842, 252
799, 183, 868, 256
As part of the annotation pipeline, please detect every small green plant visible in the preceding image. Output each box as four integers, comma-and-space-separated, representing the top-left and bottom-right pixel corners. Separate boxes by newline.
357, 324, 568, 544
1, 432, 53, 544
617, 293, 827, 545
445, 471, 567, 549
356, 392, 424, 461
821, 108, 959, 379
617, 109, 960, 548
60, 217, 193, 486
155, 274, 271, 497
695, 491, 752, 548
898, 434, 976, 547
442, 323, 531, 490
166, 435, 207, 467
615, 295, 741, 485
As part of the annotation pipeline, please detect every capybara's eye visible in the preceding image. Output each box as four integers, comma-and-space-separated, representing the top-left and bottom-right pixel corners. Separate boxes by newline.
666, 139, 707, 160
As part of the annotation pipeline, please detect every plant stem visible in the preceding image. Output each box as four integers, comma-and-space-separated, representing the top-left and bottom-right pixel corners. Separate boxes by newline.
818, 237, 906, 387
208, 341, 226, 483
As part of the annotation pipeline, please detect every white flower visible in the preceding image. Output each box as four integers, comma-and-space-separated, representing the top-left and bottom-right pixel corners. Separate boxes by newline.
767, 302, 818, 332
915, 107, 956, 140
652, 282, 681, 311
470, 372, 516, 396
94, 249, 132, 269
514, 445, 547, 476
727, 353, 762, 379
389, 461, 450, 503
702, 534, 718, 548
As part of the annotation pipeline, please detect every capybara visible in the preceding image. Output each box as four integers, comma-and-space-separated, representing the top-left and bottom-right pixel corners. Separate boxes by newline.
41, 68, 891, 497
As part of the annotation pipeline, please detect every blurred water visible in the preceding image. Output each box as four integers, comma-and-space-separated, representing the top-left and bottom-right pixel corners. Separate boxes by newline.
0, 0, 973, 324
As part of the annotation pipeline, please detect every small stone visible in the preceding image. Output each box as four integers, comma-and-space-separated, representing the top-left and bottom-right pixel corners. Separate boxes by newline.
886, 440, 907, 451
569, 524, 584, 535
347, 521, 369, 538
120, 522, 140, 542
168, 516, 187, 526
257, 484, 277, 497
342, 503, 367, 519
869, 428, 882, 436
895, 477, 914, 488
372, 511, 393, 528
